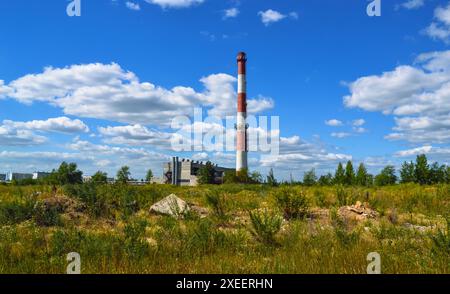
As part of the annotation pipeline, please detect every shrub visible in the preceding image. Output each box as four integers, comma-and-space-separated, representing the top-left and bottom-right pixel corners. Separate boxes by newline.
274, 188, 309, 219
249, 209, 283, 245
205, 191, 228, 220
64, 183, 109, 218
336, 186, 349, 206
123, 219, 149, 258
33, 201, 62, 227
431, 215, 450, 255
0, 198, 35, 225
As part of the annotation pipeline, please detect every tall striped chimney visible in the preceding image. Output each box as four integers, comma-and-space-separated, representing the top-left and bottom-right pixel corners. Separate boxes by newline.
236, 52, 248, 172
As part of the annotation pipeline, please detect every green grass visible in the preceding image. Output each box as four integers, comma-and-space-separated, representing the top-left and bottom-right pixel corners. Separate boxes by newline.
0, 183, 449, 274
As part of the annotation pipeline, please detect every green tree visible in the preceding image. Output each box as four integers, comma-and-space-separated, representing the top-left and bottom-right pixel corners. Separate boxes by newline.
145, 169, 154, 182
198, 161, 215, 185
446, 166, 450, 184
334, 163, 345, 185
415, 154, 430, 185
355, 163, 369, 186
91, 171, 107, 184
303, 169, 317, 186
375, 165, 397, 186
429, 162, 446, 184
318, 173, 333, 186
344, 161, 355, 186
400, 161, 415, 184
54, 162, 83, 185
250, 171, 263, 184
116, 166, 131, 184
267, 168, 278, 187
236, 168, 251, 184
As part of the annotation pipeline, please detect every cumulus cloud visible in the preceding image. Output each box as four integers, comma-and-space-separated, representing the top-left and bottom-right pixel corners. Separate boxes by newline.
223, 8, 239, 19
99, 124, 173, 148
3, 117, 89, 133
325, 119, 343, 127
126, 2, 141, 10
394, 145, 450, 164
0, 125, 46, 146
258, 9, 297, 26
424, 2, 450, 43
259, 135, 352, 173
344, 50, 450, 143
145, 0, 204, 9
2, 63, 274, 126
0, 80, 11, 98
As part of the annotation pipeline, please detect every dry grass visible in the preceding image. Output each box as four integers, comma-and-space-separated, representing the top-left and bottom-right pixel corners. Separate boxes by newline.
0, 183, 449, 274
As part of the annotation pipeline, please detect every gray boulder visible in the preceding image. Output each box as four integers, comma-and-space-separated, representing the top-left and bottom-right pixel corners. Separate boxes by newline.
149, 194, 190, 218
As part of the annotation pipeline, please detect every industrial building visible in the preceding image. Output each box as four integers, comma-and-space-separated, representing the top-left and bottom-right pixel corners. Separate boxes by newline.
163, 157, 233, 186
6, 172, 33, 182
33, 172, 51, 180
0, 174, 6, 182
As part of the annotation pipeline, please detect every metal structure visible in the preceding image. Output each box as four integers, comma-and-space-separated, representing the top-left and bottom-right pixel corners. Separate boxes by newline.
236, 52, 248, 172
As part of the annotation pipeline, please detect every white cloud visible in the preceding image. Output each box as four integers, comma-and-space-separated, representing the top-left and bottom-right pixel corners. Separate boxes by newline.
344, 50, 450, 143
260, 135, 352, 173
145, 0, 204, 9
424, 3, 450, 43
331, 132, 352, 139
3, 117, 89, 133
398, 0, 425, 10
2, 63, 273, 126
325, 119, 343, 127
98, 124, 173, 147
126, 2, 141, 10
395, 145, 433, 157
0, 80, 11, 98
258, 9, 297, 26
224, 8, 239, 19
352, 119, 365, 127
0, 125, 46, 146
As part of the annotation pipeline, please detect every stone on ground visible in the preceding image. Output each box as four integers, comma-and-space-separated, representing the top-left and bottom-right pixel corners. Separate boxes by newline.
149, 194, 190, 217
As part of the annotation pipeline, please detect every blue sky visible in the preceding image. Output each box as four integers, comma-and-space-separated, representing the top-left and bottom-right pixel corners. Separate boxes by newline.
1, 0, 449, 180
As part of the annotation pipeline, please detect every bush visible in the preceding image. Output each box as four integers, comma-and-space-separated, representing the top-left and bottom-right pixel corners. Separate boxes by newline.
205, 191, 228, 220
0, 198, 35, 225
336, 186, 349, 206
431, 215, 450, 255
64, 183, 109, 218
249, 209, 283, 245
123, 219, 149, 258
274, 188, 309, 220
33, 201, 62, 227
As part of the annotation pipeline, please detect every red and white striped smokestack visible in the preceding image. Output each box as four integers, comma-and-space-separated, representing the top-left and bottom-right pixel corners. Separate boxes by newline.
236, 52, 248, 172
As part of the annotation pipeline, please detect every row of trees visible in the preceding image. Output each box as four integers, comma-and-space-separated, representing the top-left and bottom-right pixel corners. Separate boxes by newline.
302, 154, 450, 187
11, 162, 154, 186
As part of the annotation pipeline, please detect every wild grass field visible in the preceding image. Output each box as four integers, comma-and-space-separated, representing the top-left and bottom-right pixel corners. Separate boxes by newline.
0, 183, 449, 274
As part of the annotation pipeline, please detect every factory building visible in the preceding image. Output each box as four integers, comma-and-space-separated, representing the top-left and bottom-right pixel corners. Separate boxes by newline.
163, 157, 233, 186
0, 174, 6, 182
6, 172, 33, 182
33, 172, 51, 180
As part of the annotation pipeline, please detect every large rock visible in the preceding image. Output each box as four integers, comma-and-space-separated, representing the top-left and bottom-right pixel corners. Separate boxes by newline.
149, 194, 190, 218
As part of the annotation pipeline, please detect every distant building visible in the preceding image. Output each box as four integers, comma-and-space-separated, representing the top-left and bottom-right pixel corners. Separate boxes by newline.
82, 176, 92, 183
163, 157, 233, 186
32, 172, 51, 180
0, 174, 6, 182
6, 172, 33, 182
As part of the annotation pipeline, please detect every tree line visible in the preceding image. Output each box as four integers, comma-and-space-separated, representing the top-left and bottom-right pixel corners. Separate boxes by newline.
301, 154, 450, 187
7, 162, 154, 186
